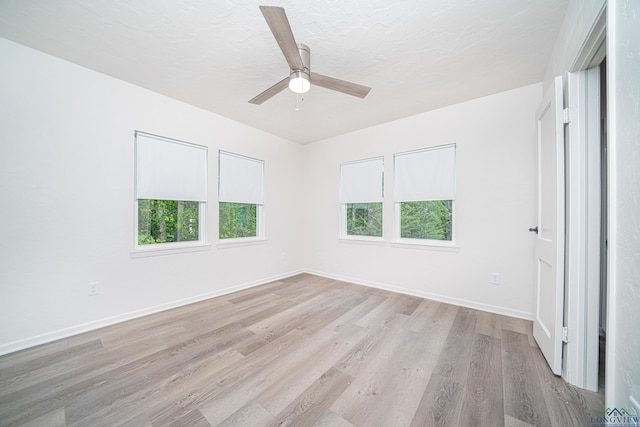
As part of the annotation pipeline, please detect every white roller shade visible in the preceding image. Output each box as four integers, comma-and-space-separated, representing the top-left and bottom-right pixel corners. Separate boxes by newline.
394, 145, 456, 201
340, 157, 384, 203
218, 151, 264, 204
135, 132, 207, 202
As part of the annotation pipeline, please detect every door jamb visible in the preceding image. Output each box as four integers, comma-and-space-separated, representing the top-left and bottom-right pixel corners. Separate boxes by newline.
563, 5, 606, 391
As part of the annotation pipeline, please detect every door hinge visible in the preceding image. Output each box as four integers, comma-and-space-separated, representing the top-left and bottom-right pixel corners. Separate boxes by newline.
563, 108, 571, 124
562, 326, 569, 343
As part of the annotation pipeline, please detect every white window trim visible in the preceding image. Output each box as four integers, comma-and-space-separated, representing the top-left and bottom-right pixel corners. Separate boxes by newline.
217, 237, 268, 249
131, 201, 210, 258
392, 201, 459, 251
217, 204, 266, 246
339, 156, 384, 242
339, 203, 385, 243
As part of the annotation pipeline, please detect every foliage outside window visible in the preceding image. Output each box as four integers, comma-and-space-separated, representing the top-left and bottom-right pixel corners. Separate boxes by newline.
346, 203, 383, 237
400, 200, 452, 241
135, 132, 207, 251
219, 202, 258, 239
138, 199, 200, 245
340, 157, 384, 239
394, 144, 455, 244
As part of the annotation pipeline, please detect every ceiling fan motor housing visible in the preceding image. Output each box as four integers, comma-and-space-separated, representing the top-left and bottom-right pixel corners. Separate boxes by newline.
289, 43, 310, 93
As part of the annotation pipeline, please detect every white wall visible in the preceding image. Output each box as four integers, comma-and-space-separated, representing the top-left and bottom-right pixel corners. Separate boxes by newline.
303, 84, 541, 319
543, 0, 606, 91
607, 0, 640, 413
0, 38, 304, 355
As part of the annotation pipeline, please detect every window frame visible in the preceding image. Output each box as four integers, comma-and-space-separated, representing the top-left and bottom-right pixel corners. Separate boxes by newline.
217, 201, 265, 246
392, 144, 458, 250
339, 202, 384, 243
131, 132, 210, 258
217, 150, 266, 246
339, 156, 385, 242
392, 200, 459, 250
132, 199, 210, 257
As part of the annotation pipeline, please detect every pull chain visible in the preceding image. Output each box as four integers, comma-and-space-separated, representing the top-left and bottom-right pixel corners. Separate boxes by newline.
296, 92, 304, 111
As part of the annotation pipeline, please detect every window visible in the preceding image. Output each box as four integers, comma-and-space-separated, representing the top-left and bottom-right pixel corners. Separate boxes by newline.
346, 203, 383, 237
218, 151, 264, 240
340, 157, 384, 238
219, 202, 257, 239
394, 145, 455, 243
138, 200, 200, 245
135, 132, 208, 248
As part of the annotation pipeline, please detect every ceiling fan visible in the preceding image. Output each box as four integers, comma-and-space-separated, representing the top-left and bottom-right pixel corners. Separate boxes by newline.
249, 6, 372, 105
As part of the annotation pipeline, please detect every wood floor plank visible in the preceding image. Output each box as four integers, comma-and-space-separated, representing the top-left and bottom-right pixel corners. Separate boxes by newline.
413, 303, 459, 355
431, 307, 477, 383
474, 308, 503, 339
530, 341, 604, 426
163, 408, 211, 427
324, 293, 387, 333
215, 400, 274, 427
355, 293, 419, 329
312, 410, 356, 427
410, 374, 464, 427
199, 324, 367, 425
333, 313, 407, 378
502, 330, 552, 426
501, 315, 536, 347
63, 324, 255, 425
0, 274, 605, 427
255, 325, 368, 415
0, 334, 169, 423
457, 333, 504, 427
149, 328, 307, 425
0, 340, 103, 384
331, 324, 438, 426
20, 407, 66, 427
246, 290, 349, 338
268, 368, 354, 427
403, 298, 441, 333
505, 414, 536, 427
70, 348, 244, 427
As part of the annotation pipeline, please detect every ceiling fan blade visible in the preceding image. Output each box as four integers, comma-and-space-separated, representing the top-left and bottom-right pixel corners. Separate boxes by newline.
259, 6, 303, 71
248, 77, 289, 105
310, 72, 371, 98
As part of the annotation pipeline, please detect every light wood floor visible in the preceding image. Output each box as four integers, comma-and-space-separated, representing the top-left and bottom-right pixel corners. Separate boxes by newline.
0, 274, 603, 426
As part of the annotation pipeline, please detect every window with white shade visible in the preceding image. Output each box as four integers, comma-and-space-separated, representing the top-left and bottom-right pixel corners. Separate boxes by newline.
135, 132, 208, 248
339, 157, 384, 238
394, 144, 455, 243
218, 151, 264, 240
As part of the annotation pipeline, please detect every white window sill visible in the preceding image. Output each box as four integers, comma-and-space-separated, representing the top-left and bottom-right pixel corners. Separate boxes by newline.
130, 243, 212, 258
390, 240, 460, 252
217, 238, 267, 249
338, 237, 387, 246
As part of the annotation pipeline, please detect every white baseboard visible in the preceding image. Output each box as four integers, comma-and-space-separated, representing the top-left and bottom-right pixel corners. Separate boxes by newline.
305, 269, 534, 321
0, 269, 304, 357
0, 268, 532, 356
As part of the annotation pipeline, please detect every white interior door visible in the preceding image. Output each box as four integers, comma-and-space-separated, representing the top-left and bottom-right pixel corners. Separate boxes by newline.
533, 76, 565, 375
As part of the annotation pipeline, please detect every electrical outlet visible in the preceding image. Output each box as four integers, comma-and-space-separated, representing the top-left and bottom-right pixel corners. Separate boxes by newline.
490, 273, 500, 285
88, 282, 99, 296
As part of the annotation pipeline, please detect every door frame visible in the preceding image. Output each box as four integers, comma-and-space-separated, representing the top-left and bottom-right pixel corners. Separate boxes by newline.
563, 6, 606, 391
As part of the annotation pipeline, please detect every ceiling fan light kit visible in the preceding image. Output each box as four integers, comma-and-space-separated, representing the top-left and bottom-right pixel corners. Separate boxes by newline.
288, 43, 310, 94
249, 6, 371, 105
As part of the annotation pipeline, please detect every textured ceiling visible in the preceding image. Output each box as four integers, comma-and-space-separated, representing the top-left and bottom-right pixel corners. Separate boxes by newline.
0, 0, 568, 144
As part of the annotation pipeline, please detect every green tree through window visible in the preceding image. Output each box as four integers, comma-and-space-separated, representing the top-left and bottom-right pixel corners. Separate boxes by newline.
138, 200, 199, 245
219, 202, 257, 239
400, 200, 452, 240
346, 203, 383, 237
